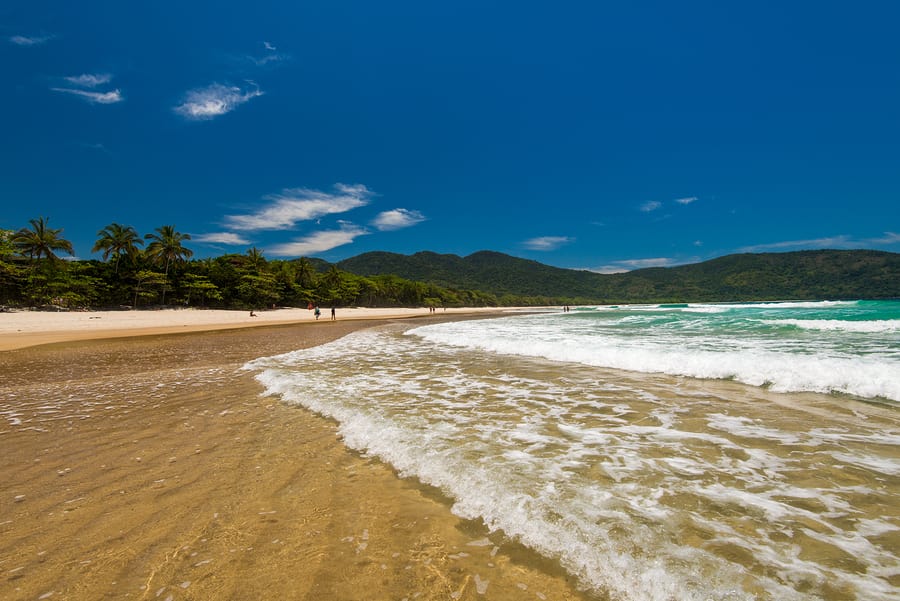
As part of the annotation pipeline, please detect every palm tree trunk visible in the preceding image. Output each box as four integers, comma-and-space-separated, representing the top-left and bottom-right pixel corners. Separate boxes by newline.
161, 259, 170, 305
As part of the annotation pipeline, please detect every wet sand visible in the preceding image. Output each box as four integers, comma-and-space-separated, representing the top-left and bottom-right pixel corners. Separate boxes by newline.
1, 318, 586, 600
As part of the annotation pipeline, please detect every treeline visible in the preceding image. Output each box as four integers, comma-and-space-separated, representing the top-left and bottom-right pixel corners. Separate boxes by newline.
339, 249, 900, 302
0, 218, 548, 310
6, 217, 894, 310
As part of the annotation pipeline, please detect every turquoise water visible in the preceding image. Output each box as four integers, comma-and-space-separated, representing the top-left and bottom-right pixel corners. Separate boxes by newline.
415, 300, 900, 402
246, 300, 900, 600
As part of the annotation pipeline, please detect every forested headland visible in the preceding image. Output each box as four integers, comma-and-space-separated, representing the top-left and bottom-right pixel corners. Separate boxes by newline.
1, 218, 897, 311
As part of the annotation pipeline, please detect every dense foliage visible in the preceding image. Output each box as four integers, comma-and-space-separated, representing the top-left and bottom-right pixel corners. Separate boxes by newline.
1, 218, 897, 311
0, 222, 502, 310
340, 249, 900, 303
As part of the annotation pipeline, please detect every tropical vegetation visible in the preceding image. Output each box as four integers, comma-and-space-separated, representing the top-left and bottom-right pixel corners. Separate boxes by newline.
0, 220, 499, 310
0, 217, 897, 311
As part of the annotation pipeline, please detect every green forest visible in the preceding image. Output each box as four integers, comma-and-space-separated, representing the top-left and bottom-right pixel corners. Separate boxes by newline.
1, 217, 897, 311
0, 218, 504, 311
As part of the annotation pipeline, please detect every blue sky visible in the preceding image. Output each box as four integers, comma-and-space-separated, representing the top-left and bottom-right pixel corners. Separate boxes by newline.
2, 1, 898, 273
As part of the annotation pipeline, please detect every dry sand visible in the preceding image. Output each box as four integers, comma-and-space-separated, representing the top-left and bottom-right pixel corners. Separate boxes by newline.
1, 312, 586, 600
0, 306, 506, 352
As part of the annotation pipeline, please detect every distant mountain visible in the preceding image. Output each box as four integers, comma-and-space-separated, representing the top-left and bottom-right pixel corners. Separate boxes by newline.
336, 249, 900, 302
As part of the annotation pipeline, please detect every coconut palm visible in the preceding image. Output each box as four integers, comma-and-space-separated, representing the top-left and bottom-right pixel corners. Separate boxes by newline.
12, 216, 74, 261
144, 225, 193, 304
295, 257, 316, 288
245, 247, 267, 273
92, 223, 143, 274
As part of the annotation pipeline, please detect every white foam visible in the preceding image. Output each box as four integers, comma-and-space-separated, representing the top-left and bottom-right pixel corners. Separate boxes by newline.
766, 318, 900, 333
407, 312, 900, 402
829, 452, 900, 476
243, 321, 900, 601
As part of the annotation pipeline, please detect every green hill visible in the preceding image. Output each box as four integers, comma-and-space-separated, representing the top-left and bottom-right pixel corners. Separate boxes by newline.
337, 249, 900, 302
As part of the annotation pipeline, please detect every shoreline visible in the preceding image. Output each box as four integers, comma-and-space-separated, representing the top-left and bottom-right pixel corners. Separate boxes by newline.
0, 306, 518, 352
1, 313, 585, 600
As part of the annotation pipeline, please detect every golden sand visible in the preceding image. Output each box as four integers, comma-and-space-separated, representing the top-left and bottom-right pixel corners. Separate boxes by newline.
0, 306, 507, 352
0, 317, 586, 600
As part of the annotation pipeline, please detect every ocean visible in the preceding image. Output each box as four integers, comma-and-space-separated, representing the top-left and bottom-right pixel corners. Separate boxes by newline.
245, 300, 900, 600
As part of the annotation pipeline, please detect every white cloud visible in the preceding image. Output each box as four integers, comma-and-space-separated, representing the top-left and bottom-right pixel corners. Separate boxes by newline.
372, 208, 426, 231
50, 87, 124, 104
640, 201, 662, 212
267, 223, 369, 257
225, 184, 373, 231
65, 73, 112, 88
589, 257, 679, 273
254, 53, 287, 67
739, 232, 900, 253
738, 236, 852, 253
523, 236, 574, 251
173, 83, 263, 120
618, 257, 677, 268
195, 232, 252, 245
251, 41, 288, 66
675, 196, 698, 205
9, 34, 53, 46
870, 232, 900, 245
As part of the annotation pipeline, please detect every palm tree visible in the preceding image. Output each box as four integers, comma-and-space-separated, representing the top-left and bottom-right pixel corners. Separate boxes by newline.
144, 225, 193, 304
12, 216, 74, 261
295, 257, 316, 288
92, 223, 143, 274
245, 247, 267, 273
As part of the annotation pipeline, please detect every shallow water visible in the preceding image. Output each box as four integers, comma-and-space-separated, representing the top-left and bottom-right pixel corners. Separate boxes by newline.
246, 308, 900, 601
1, 320, 589, 601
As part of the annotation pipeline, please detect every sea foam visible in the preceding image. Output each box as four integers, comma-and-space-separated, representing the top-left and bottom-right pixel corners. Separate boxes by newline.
244, 318, 900, 600
408, 303, 900, 402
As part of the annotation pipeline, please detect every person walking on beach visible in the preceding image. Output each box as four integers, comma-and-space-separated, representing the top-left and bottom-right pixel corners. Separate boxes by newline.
314, 306, 321, 320
330, 307, 336, 320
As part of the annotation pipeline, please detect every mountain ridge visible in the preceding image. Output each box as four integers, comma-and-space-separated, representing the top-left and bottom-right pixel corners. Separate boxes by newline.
335, 249, 900, 302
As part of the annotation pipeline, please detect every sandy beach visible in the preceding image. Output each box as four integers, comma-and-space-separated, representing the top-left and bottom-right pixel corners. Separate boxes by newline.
1, 309, 585, 600
0, 306, 508, 352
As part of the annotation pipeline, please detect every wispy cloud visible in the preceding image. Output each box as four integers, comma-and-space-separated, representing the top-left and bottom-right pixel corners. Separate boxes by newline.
870, 232, 900, 245
641, 196, 697, 212
9, 34, 53, 46
523, 236, 574, 251
195, 232, 252, 245
52, 72, 122, 104
173, 82, 263, 120
589, 257, 681, 273
64, 73, 112, 88
79, 142, 110, 153
267, 223, 369, 257
225, 184, 373, 231
247, 41, 289, 66
738, 232, 900, 253
618, 257, 678, 269
738, 235, 852, 253
372, 208, 426, 231
50, 87, 124, 104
